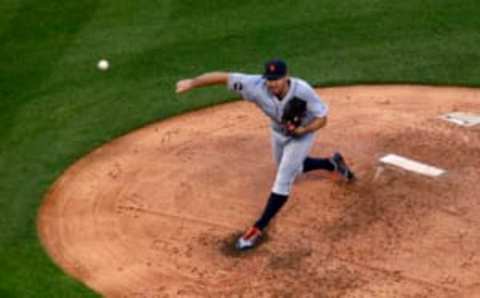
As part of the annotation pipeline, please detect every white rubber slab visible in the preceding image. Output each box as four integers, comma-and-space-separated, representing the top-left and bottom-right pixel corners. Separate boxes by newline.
379, 154, 446, 177
439, 112, 480, 127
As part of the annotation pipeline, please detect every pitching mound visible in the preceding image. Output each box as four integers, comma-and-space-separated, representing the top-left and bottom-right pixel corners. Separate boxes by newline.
38, 85, 480, 297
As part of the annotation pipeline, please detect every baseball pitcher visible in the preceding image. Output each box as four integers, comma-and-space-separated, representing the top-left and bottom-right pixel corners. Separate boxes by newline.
176, 59, 355, 251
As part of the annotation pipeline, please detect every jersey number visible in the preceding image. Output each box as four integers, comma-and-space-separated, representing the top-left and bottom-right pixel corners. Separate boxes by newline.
233, 82, 243, 91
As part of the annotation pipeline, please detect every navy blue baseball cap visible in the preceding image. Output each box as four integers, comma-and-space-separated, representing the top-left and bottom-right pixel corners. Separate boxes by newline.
263, 59, 288, 80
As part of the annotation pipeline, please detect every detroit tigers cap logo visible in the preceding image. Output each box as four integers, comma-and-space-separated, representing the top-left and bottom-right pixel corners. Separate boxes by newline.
263, 59, 287, 80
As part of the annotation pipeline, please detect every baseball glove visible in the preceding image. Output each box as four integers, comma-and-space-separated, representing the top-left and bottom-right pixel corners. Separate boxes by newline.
281, 97, 307, 135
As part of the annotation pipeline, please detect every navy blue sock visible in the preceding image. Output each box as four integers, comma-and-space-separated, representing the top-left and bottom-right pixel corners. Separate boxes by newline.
254, 192, 288, 230
303, 156, 335, 173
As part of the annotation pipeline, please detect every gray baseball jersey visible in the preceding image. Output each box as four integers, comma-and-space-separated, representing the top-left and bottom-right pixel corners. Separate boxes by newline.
227, 73, 328, 195
227, 73, 328, 134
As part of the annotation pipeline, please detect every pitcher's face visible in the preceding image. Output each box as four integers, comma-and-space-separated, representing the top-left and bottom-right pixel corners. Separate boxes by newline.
266, 76, 289, 98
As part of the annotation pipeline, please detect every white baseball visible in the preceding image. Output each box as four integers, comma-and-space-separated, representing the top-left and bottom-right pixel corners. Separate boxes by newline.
97, 59, 110, 71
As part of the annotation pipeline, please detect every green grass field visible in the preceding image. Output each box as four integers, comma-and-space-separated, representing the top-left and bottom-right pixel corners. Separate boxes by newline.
1, 0, 479, 296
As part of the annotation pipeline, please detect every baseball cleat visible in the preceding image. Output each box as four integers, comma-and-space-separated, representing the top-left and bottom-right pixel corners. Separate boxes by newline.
331, 152, 355, 182
235, 226, 262, 251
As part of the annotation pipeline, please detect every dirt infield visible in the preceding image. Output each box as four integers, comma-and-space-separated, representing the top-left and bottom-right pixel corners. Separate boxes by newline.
38, 86, 480, 297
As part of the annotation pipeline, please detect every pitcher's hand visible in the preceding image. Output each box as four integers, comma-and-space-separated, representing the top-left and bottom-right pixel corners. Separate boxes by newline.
176, 79, 194, 93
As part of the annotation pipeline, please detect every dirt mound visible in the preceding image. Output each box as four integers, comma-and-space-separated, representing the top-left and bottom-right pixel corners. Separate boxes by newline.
38, 85, 480, 297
